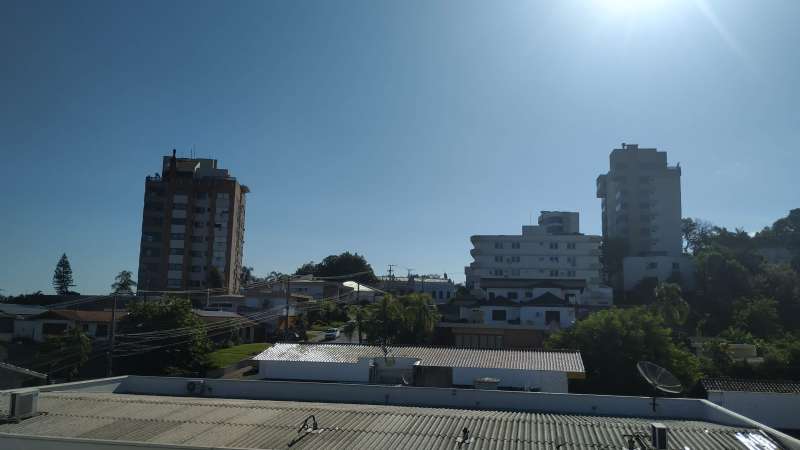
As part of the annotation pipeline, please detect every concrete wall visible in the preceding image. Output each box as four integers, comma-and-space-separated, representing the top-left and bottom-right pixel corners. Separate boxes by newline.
707, 391, 800, 431
451, 367, 567, 392
623, 255, 695, 291
259, 360, 370, 383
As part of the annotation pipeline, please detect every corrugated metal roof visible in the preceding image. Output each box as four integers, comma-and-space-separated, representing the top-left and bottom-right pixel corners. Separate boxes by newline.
701, 377, 800, 394
255, 343, 584, 373
0, 392, 779, 449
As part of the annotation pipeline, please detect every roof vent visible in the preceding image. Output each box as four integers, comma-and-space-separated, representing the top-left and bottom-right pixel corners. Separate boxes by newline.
651, 423, 667, 449
456, 427, 473, 447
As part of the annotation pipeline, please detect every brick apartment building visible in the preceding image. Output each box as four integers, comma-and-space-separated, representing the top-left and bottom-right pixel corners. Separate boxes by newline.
137, 151, 248, 294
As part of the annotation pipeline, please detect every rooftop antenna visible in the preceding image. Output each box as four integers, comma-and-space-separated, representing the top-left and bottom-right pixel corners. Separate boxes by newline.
637, 361, 683, 412
387, 264, 396, 281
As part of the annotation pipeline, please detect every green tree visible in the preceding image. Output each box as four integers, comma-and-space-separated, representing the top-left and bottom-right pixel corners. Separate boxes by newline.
753, 264, 800, 332
652, 283, 689, 331
117, 297, 212, 375
37, 326, 91, 379
112, 270, 137, 294
360, 294, 438, 345
600, 237, 627, 293
692, 251, 752, 334
294, 252, 378, 284
240, 266, 255, 285
732, 297, 782, 339
681, 218, 716, 255
207, 266, 224, 289
52, 253, 75, 295
347, 304, 365, 343
545, 307, 700, 395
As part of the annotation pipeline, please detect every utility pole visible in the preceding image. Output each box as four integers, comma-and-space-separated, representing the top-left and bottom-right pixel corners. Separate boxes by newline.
107, 294, 118, 377
387, 264, 396, 280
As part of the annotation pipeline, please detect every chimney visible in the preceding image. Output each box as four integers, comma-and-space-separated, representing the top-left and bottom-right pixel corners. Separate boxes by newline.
651, 423, 667, 449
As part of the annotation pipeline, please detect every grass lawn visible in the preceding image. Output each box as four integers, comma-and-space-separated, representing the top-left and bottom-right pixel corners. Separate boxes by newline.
208, 343, 271, 369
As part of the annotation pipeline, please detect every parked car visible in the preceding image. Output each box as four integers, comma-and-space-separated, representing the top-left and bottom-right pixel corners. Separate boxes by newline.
324, 328, 340, 340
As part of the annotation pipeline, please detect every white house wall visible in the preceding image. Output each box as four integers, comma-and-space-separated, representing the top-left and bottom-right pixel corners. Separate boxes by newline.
707, 391, 800, 431
259, 360, 370, 383
451, 367, 568, 392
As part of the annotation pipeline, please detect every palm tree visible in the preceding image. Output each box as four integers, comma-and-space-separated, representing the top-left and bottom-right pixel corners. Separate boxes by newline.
112, 270, 137, 294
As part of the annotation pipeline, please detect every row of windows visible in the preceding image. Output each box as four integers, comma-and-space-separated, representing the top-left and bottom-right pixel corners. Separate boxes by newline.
492, 242, 578, 250
491, 269, 577, 277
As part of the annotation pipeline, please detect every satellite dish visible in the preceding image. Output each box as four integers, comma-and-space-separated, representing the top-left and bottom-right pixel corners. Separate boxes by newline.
637, 361, 683, 395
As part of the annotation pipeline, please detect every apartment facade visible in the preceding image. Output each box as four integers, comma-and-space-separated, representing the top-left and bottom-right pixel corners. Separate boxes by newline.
465, 212, 603, 294
596, 143, 682, 257
596, 144, 693, 290
138, 151, 248, 294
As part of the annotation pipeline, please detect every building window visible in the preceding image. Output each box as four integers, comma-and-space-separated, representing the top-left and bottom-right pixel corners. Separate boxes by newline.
446, 291, 451, 299
549, 256, 559, 263
567, 270, 576, 277
167, 278, 182, 287
566, 242, 576, 250
142, 232, 161, 242
494, 242, 503, 249
491, 310, 507, 321
550, 270, 559, 277
173, 203, 187, 210
142, 248, 160, 257
549, 242, 559, 249
672, 262, 680, 270
168, 263, 183, 270
494, 256, 504, 263
493, 269, 503, 276
646, 262, 658, 269
507, 292, 518, 300
191, 265, 202, 272
511, 256, 520, 263
171, 218, 186, 225
194, 207, 206, 213
511, 242, 520, 249
193, 221, 205, 228
191, 250, 203, 257
170, 233, 185, 240
195, 192, 208, 199
169, 248, 184, 255
191, 236, 204, 243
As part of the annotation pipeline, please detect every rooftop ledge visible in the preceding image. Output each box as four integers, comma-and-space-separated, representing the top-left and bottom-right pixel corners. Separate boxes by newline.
5, 376, 792, 445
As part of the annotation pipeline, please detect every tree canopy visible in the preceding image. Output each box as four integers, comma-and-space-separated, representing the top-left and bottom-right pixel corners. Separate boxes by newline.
112, 270, 137, 294
52, 253, 75, 296
546, 306, 700, 395
116, 297, 211, 376
294, 252, 378, 284
359, 294, 439, 346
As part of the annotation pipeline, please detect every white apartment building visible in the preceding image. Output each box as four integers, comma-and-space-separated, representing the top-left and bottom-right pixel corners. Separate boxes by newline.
465, 212, 609, 306
596, 144, 693, 291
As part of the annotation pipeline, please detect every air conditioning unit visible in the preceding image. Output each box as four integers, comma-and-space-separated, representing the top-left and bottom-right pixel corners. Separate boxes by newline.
8, 389, 39, 421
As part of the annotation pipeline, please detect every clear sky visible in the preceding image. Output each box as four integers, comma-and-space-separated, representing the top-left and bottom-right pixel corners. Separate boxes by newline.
1, 0, 798, 295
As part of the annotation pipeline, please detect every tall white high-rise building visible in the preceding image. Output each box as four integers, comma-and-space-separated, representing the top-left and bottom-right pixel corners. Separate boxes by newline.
596, 143, 682, 257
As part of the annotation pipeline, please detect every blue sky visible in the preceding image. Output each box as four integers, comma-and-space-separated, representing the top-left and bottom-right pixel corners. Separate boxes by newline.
1, 0, 798, 295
